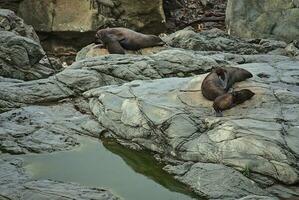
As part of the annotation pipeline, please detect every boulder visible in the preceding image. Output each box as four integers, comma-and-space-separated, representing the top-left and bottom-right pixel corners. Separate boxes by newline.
0, 30, 57, 80
17, 0, 166, 34
226, 0, 299, 42
0, 8, 39, 42
0, 9, 62, 80
164, 28, 287, 54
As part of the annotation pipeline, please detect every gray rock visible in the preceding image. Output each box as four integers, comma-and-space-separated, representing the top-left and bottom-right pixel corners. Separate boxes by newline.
0, 158, 119, 200
0, 30, 57, 80
0, 103, 103, 154
164, 28, 287, 54
237, 195, 278, 200
83, 57, 299, 185
0, 8, 39, 42
17, 0, 165, 34
165, 162, 269, 199
226, 0, 299, 42
0, 49, 226, 112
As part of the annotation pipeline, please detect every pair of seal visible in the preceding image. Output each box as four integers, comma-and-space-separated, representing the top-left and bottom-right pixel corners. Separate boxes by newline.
95, 27, 165, 54
201, 67, 254, 116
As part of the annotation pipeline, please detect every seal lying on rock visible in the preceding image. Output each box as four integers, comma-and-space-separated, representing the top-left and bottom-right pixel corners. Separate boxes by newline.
100, 32, 125, 54
201, 67, 254, 116
95, 27, 165, 54
201, 67, 228, 101
201, 67, 253, 100
213, 89, 255, 116
225, 67, 253, 89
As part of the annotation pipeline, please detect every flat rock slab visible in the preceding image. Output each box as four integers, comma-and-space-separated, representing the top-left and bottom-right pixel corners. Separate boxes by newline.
84, 58, 299, 188
164, 162, 270, 199
0, 49, 226, 112
0, 158, 119, 200
0, 103, 103, 154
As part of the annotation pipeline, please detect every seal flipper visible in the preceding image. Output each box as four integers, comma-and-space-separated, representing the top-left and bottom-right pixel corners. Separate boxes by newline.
102, 34, 125, 54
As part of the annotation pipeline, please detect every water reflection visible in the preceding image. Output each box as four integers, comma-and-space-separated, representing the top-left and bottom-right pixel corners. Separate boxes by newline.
102, 139, 200, 199
22, 136, 201, 200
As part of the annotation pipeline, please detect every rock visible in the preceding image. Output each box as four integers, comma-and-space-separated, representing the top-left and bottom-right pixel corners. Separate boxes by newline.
83, 57, 299, 185
164, 28, 287, 54
17, 0, 166, 34
0, 49, 225, 112
0, 31, 57, 80
0, 158, 119, 200
0, 9, 62, 80
0, 9, 39, 42
0, 0, 22, 13
165, 162, 269, 199
76, 43, 168, 61
266, 184, 299, 200
0, 103, 103, 154
237, 195, 278, 200
226, 0, 299, 42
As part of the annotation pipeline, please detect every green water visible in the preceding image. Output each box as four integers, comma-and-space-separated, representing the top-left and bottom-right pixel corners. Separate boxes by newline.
22, 137, 200, 200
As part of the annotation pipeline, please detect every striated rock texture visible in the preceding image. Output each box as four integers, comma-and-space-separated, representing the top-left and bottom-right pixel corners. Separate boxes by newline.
0, 103, 103, 154
1, 21, 299, 199
0, 9, 61, 80
226, 0, 299, 42
164, 28, 288, 54
84, 58, 299, 186
0, 8, 39, 42
0, 158, 119, 200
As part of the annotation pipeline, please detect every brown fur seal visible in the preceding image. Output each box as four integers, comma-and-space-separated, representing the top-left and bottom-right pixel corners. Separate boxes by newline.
100, 32, 125, 54
213, 89, 255, 116
95, 27, 165, 54
201, 67, 253, 101
201, 67, 229, 101
225, 67, 253, 89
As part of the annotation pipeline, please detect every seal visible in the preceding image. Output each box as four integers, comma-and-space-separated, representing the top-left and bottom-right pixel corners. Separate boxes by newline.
225, 67, 253, 89
95, 27, 165, 54
213, 89, 255, 116
201, 67, 229, 101
201, 67, 253, 101
100, 32, 125, 54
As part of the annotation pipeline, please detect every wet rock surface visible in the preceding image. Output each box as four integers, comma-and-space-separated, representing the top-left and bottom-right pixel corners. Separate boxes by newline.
0, 158, 119, 200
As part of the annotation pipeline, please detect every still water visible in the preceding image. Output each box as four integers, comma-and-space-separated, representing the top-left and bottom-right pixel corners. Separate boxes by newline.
22, 137, 200, 200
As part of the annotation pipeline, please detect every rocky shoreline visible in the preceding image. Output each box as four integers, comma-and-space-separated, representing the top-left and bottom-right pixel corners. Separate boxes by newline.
1, 7, 299, 200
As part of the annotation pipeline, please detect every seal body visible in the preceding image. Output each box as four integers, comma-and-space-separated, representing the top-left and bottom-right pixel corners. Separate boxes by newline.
95, 27, 165, 54
201, 67, 253, 101
225, 67, 253, 89
100, 32, 125, 54
201, 68, 228, 101
213, 89, 255, 113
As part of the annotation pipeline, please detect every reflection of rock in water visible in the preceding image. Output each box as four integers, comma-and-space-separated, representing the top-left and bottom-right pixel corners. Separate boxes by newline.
102, 139, 202, 199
